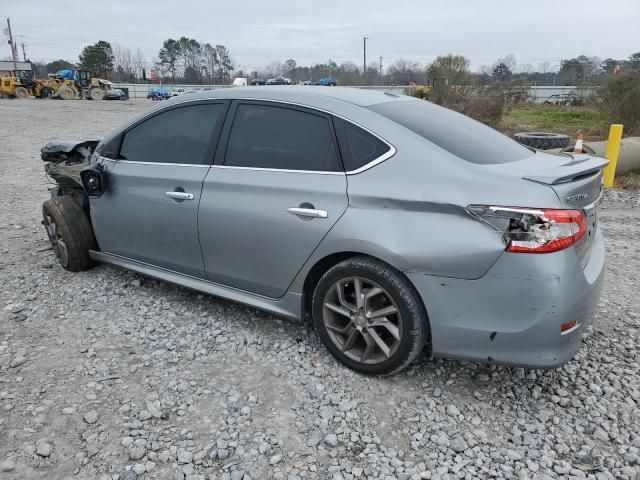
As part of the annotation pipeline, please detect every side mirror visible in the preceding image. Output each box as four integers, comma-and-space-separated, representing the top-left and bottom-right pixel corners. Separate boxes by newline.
80, 163, 107, 198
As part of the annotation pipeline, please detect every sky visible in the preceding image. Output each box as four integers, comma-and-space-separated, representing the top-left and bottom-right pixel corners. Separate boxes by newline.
3, 0, 639, 72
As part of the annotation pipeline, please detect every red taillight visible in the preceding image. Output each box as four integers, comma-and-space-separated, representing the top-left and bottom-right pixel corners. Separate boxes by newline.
560, 320, 578, 333
468, 206, 587, 254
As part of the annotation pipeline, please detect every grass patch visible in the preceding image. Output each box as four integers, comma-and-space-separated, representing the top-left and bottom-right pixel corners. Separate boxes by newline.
499, 105, 608, 140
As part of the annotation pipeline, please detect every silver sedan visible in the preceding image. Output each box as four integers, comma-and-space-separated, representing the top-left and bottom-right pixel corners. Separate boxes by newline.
41, 87, 606, 375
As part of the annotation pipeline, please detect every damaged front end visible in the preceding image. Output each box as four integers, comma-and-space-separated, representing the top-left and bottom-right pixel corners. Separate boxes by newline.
42, 140, 99, 188
42, 139, 100, 211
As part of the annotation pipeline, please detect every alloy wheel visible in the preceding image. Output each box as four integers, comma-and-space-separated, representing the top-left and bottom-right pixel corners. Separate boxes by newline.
322, 276, 402, 364
44, 213, 69, 267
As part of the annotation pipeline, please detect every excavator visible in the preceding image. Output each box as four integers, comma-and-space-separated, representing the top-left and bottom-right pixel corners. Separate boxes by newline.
0, 69, 111, 100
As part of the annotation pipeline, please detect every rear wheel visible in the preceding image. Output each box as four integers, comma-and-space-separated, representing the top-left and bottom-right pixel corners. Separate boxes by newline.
42, 197, 97, 272
312, 256, 428, 375
89, 87, 105, 101
14, 86, 29, 99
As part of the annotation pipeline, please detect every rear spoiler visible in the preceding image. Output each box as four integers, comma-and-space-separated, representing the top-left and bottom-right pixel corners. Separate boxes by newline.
523, 153, 609, 185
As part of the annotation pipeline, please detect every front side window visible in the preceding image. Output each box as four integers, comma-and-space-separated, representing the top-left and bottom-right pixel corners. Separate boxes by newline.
225, 104, 340, 172
120, 103, 224, 165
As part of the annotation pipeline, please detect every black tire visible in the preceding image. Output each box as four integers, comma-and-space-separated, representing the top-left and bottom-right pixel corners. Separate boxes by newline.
39, 87, 53, 99
42, 197, 97, 272
14, 86, 30, 99
312, 256, 428, 375
512, 132, 570, 150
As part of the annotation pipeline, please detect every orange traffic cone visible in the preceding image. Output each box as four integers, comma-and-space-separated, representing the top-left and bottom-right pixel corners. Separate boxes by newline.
573, 131, 584, 153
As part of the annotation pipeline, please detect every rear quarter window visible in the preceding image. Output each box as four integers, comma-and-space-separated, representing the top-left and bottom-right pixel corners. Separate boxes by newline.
333, 117, 391, 171
368, 100, 532, 165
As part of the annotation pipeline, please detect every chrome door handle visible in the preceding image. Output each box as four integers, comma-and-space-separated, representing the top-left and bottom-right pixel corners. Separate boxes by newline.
165, 191, 194, 200
286, 207, 328, 218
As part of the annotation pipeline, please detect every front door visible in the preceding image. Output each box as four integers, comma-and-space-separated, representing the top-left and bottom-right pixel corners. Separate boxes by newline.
90, 101, 228, 277
198, 101, 348, 298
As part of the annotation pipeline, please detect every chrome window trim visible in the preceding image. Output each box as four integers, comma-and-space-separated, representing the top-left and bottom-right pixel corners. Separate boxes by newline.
100, 157, 211, 168
211, 165, 344, 175
100, 96, 397, 174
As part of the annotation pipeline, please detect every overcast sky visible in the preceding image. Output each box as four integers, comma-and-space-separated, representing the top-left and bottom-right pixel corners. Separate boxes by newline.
3, 0, 639, 72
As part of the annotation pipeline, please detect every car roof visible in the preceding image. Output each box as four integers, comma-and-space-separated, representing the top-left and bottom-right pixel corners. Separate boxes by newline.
170, 86, 413, 109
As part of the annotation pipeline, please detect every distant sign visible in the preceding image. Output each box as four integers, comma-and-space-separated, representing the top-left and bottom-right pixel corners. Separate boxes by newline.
149, 68, 158, 81
613, 64, 622, 75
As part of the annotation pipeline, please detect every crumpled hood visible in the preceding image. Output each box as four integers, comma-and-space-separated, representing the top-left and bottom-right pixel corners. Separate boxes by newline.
41, 140, 99, 155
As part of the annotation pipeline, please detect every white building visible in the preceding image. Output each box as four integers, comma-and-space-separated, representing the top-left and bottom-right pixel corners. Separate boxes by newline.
0, 61, 32, 77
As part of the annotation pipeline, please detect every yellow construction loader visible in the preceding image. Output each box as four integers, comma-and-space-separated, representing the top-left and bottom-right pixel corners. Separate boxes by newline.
49, 70, 112, 100
0, 70, 58, 99
0, 69, 112, 100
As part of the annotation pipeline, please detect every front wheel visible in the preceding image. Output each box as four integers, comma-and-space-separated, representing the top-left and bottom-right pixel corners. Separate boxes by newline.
42, 197, 98, 272
14, 86, 30, 98
312, 256, 428, 375
89, 87, 105, 101
56, 86, 76, 100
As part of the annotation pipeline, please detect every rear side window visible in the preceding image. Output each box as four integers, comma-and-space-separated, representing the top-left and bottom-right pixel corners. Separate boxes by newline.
120, 103, 224, 165
225, 104, 340, 172
368, 100, 532, 164
333, 117, 391, 171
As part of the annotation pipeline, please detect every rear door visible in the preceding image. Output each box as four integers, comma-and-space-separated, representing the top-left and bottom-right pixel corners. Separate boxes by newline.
198, 101, 348, 298
91, 101, 228, 277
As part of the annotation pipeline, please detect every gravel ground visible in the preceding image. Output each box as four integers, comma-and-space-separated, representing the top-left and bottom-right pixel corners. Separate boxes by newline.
1, 99, 639, 480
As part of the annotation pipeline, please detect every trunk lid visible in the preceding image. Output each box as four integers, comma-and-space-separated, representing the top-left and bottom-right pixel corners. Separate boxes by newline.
519, 152, 607, 210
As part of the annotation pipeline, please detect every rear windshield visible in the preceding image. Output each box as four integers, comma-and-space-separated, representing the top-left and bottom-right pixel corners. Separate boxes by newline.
368, 100, 532, 164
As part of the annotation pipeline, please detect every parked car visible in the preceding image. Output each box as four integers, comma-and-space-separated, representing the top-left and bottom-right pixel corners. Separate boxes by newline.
544, 93, 582, 106
233, 78, 248, 86
266, 76, 291, 85
103, 88, 129, 101
315, 77, 337, 86
40, 87, 606, 375
184, 87, 215, 94
146, 87, 172, 100
171, 88, 187, 96
250, 79, 266, 85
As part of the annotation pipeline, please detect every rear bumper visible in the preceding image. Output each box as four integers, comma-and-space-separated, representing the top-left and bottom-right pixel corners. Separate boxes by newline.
407, 227, 605, 368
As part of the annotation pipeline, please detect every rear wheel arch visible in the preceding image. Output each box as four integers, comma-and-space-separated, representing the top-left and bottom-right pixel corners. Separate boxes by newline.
301, 252, 430, 329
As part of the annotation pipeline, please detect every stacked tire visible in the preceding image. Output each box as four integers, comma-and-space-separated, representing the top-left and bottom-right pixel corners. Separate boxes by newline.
512, 132, 570, 150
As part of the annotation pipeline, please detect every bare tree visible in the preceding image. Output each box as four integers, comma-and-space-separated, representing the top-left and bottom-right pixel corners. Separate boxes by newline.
518, 63, 534, 74
262, 60, 284, 79
389, 59, 423, 85
494, 54, 517, 73
202, 44, 217, 84
112, 42, 134, 82
538, 61, 551, 74
132, 48, 145, 83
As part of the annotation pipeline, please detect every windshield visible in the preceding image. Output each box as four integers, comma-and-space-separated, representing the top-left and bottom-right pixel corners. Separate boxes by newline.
368, 100, 532, 165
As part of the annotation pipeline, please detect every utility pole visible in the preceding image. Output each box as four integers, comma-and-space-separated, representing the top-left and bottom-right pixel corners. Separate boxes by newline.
6, 18, 17, 70
20, 42, 27, 62
379, 56, 383, 83
363, 36, 369, 85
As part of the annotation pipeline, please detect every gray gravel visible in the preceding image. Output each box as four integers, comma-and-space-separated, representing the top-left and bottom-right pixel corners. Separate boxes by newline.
1, 99, 639, 480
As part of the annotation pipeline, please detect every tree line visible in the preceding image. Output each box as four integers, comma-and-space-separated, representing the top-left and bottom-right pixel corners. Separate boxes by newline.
34, 42, 639, 86
33, 38, 234, 84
